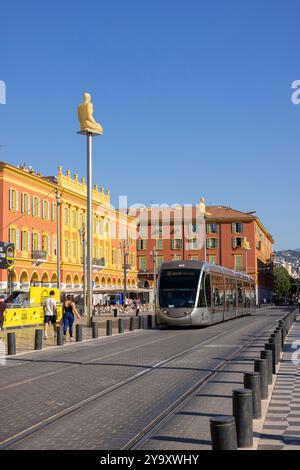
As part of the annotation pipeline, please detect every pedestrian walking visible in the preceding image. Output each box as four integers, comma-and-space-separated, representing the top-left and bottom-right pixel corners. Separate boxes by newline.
63, 295, 80, 341
135, 298, 140, 317
44, 290, 57, 340
0, 295, 7, 331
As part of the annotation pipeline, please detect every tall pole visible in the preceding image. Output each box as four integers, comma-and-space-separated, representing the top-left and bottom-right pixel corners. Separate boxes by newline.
87, 134, 93, 325
124, 249, 127, 303
153, 247, 157, 316
55, 189, 61, 290
79, 224, 87, 316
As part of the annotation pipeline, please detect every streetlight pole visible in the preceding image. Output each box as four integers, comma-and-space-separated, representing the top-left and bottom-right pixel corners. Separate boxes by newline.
120, 240, 129, 305
55, 188, 61, 290
77, 92, 103, 325
87, 134, 93, 325
152, 247, 157, 316
79, 223, 87, 317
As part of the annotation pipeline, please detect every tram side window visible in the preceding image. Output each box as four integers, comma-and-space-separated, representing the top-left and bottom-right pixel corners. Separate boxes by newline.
250, 283, 256, 309
198, 274, 211, 308
237, 282, 243, 311
244, 282, 251, 310
212, 275, 225, 309
225, 277, 236, 313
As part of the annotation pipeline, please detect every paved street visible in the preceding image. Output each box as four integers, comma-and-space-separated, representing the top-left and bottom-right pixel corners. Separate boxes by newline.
0, 307, 291, 450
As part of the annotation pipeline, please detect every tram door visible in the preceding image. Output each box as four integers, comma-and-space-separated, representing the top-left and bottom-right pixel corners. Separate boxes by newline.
211, 274, 225, 322
225, 277, 236, 320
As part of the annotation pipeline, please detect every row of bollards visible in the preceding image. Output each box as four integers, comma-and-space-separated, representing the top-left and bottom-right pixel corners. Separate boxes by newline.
5, 314, 155, 355
210, 308, 299, 450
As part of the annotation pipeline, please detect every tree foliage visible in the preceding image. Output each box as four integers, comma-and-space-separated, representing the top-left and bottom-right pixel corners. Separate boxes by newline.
273, 266, 291, 296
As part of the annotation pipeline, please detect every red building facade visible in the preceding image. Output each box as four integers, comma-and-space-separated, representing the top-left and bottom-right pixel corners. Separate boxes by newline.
134, 204, 274, 302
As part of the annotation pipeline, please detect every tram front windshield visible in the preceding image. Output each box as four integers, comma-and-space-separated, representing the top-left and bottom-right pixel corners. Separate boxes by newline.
159, 269, 200, 308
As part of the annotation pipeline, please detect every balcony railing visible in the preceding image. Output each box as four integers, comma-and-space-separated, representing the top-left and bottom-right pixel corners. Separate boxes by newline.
92, 257, 105, 270
32, 250, 47, 262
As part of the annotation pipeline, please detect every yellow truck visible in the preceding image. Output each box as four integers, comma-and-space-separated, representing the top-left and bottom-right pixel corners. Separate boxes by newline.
3, 287, 62, 329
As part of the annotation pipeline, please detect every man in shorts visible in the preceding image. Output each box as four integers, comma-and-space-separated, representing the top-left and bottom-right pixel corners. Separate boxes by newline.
44, 290, 57, 340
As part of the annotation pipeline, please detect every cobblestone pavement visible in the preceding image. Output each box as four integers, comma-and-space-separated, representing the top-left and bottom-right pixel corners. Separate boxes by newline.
257, 318, 300, 450
0, 307, 290, 450
0, 312, 154, 355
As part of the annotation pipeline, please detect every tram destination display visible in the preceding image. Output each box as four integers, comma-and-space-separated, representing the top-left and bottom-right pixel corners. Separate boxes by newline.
0, 242, 14, 269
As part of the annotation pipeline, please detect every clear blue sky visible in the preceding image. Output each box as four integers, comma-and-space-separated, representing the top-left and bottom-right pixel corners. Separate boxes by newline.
0, 0, 299, 250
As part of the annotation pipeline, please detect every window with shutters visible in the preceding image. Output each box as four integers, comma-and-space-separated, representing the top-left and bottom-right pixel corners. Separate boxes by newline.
235, 255, 243, 272
42, 234, 48, 252
42, 200, 49, 220
73, 211, 78, 229
32, 197, 40, 217
32, 233, 39, 251
232, 237, 243, 249
64, 207, 70, 225
21, 193, 30, 214
232, 222, 244, 234
73, 240, 77, 259
52, 235, 57, 256
139, 256, 147, 271
21, 230, 29, 251
64, 239, 70, 258
137, 239, 147, 250
207, 238, 218, 249
9, 189, 19, 212
171, 239, 183, 250
156, 239, 163, 250
52, 203, 57, 222
207, 223, 218, 234
9, 227, 16, 244
209, 255, 217, 264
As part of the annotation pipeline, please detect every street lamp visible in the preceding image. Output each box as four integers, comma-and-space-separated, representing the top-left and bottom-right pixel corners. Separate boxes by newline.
77, 93, 103, 326
120, 239, 130, 305
151, 247, 157, 316
54, 188, 62, 290
79, 223, 87, 316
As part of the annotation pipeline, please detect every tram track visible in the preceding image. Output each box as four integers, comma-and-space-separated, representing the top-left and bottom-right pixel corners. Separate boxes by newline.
0, 310, 284, 450
0, 321, 252, 450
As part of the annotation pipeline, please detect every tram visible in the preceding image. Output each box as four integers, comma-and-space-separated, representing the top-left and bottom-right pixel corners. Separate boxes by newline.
156, 260, 256, 327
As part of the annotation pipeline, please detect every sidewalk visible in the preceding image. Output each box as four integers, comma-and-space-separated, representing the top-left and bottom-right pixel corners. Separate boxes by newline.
0, 312, 154, 355
257, 318, 300, 450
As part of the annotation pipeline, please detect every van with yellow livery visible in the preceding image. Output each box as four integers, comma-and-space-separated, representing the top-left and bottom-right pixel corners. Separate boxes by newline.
3, 287, 62, 329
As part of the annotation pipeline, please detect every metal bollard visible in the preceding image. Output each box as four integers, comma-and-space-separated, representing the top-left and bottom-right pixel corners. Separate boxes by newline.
278, 320, 285, 345
261, 350, 273, 385
113, 308, 118, 318
147, 314, 152, 329
210, 416, 237, 450
34, 329, 43, 350
244, 372, 261, 419
92, 321, 99, 339
265, 342, 276, 374
275, 327, 283, 352
76, 324, 82, 342
129, 317, 135, 331
57, 326, 64, 346
254, 359, 269, 399
106, 319, 112, 336
232, 389, 253, 448
7, 332, 16, 355
118, 318, 124, 334
269, 336, 279, 364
